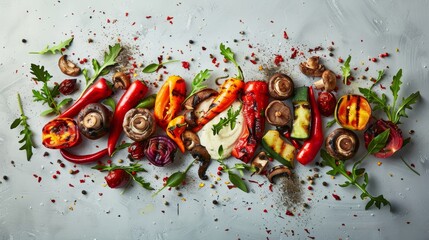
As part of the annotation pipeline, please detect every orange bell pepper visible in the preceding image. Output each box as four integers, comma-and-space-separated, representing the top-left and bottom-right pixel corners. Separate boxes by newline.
42, 118, 80, 149
154, 75, 187, 129
166, 115, 187, 153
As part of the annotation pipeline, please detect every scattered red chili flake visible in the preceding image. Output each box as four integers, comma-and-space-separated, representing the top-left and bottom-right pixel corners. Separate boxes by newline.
79, 179, 85, 183
263, 209, 268, 213
268, 184, 273, 192
371, 57, 377, 62
274, 54, 284, 66
51, 199, 56, 203
107, 19, 111, 23
364, 67, 369, 72
380, 84, 386, 90
166, 16, 174, 24
307, 186, 313, 190
248, 44, 253, 48
38, 176, 42, 183
283, 30, 289, 40
249, 180, 264, 187
338, 57, 344, 63
60, 163, 65, 168
52, 174, 57, 179
285, 210, 294, 216
226, 185, 236, 189
202, 46, 207, 51
56, 170, 61, 175
212, 57, 217, 64
133, 37, 138, 41
181, 61, 190, 70
125, 12, 129, 17
69, 183, 75, 188
146, 16, 152, 19
290, 49, 298, 59
332, 194, 341, 201
249, 59, 257, 64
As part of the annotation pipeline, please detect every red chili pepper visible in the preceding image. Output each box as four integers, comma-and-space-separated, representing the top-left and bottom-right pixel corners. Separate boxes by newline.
60, 148, 108, 164
59, 78, 113, 119
154, 76, 187, 129
296, 86, 323, 165
42, 118, 81, 149
107, 80, 148, 155
166, 115, 187, 153
232, 81, 269, 163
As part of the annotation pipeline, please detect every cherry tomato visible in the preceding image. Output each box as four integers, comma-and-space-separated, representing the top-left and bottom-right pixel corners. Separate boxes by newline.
105, 169, 130, 188
128, 141, 146, 160
317, 92, 336, 117
59, 79, 77, 95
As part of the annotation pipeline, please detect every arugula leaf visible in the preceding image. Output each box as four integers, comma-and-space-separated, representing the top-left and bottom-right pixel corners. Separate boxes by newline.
184, 69, 212, 102
341, 55, 351, 84
10, 94, 35, 161
390, 69, 402, 110
30, 64, 71, 115
220, 43, 243, 80
30, 37, 74, 55
92, 163, 153, 190
393, 91, 420, 124
211, 104, 242, 135
370, 69, 385, 90
79, 43, 122, 98
320, 149, 390, 210
142, 60, 179, 73
111, 142, 131, 157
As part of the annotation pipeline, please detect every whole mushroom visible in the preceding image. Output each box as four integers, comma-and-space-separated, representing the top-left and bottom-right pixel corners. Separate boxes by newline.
325, 128, 359, 160
181, 130, 212, 180
268, 73, 294, 100
314, 70, 337, 92
123, 108, 156, 142
299, 56, 325, 77
58, 55, 81, 76
77, 103, 112, 139
265, 100, 292, 127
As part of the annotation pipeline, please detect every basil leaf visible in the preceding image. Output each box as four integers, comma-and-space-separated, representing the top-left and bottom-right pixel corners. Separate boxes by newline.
367, 129, 390, 154
228, 172, 248, 193
165, 171, 186, 188
103, 97, 116, 111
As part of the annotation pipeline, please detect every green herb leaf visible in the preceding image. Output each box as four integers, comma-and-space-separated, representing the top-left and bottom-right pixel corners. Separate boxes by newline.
184, 69, 212, 102
228, 172, 248, 193
211, 104, 242, 135
30, 64, 52, 83
92, 163, 152, 190
393, 91, 420, 124
341, 55, 351, 84
152, 161, 194, 197
136, 94, 157, 109
370, 69, 385, 90
79, 43, 122, 98
220, 43, 243, 80
142, 60, 179, 73
11, 94, 35, 161
326, 119, 336, 128
400, 156, 420, 176
102, 97, 116, 111
30, 37, 73, 55
367, 129, 390, 154
111, 142, 131, 157
218, 145, 224, 159
390, 69, 402, 109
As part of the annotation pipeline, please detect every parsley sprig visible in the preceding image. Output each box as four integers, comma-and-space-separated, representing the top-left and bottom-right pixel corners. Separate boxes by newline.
220, 43, 243, 80
184, 69, 212, 102
31, 64, 72, 116
359, 69, 420, 124
10, 93, 35, 161
30, 37, 74, 55
211, 104, 242, 135
80, 43, 122, 98
341, 55, 351, 84
216, 145, 257, 193
92, 163, 153, 190
321, 129, 391, 210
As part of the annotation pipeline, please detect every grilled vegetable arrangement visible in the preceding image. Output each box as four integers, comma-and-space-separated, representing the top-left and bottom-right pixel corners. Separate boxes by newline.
12, 39, 421, 211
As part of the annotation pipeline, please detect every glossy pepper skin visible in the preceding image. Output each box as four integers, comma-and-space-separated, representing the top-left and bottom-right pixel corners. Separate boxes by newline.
232, 81, 269, 163
154, 76, 187, 129
59, 78, 113, 119
296, 86, 323, 165
166, 116, 187, 153
193, 78, 244, 132
42, 118, 80, 149
107, 80, 148, 156
60, 148, 108, 164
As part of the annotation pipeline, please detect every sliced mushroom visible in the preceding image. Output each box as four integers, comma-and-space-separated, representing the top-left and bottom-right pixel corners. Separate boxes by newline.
266, 165, 292, 183
268, 73, 294, 100
77, 103, 112, 139
184, 110, 197, 128
112, 72, 131, 90
325, 128, 359, 160
251, 152, 270, 174
190, 145, 212, 180
265, 100, 292, 127
314, 70, 337, 92
58, 55, 81, 76
183, 88, 218, 110
181, 130, 200, 151
123, 108, 156, 142
299, 56, 325, 77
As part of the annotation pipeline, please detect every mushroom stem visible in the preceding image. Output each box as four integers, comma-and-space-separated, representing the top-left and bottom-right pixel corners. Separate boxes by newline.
313, 79, 325, 89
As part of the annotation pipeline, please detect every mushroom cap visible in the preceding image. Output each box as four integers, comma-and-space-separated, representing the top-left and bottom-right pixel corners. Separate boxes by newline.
321, 70, 337, 91
181, 130, 201, 151
183, 88, 218, 110
266, 165, 292, 183
325, 128, 359, 160
77, 103, 112, 139
299, 56, 325, 77
265, 100, 292, 127
123, 108, 156, 142
268, 73, 294, 100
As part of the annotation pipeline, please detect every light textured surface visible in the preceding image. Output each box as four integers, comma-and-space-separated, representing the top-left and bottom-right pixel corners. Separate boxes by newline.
1, 0, 428, 239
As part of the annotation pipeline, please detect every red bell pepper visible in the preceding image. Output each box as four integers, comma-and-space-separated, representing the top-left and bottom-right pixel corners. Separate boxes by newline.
42, 118, 80, 149
232, 81, 269, 163
154, 76, 187, 129
296, 86, 323, 165
60, 148, 108, 164
59, 78, 113, 119
166, 115, 187, 153
107, 80, 148, 155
